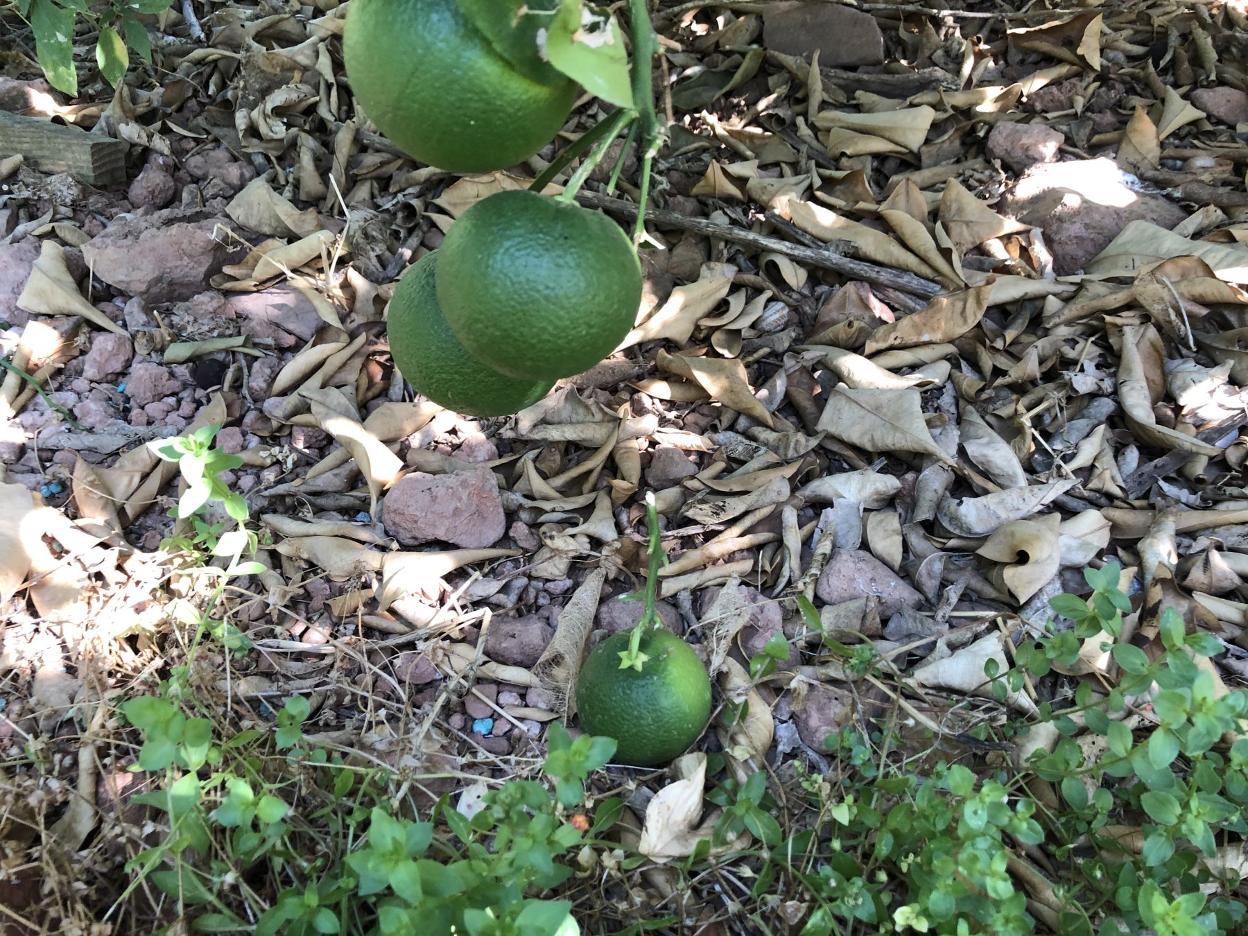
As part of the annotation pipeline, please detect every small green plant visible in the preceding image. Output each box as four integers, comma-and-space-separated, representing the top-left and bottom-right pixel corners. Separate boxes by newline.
116, 684, 619, 934
5, 0, 171, 96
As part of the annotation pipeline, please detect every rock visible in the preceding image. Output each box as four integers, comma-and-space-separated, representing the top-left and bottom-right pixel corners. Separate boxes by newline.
184, 146, 256, 194
485, 614, 554, 667
81, 207, 236, 303
526, 686, 558, 710
228, 286, 324, 346
793, 685, 855, 750
70, 401, 114, 434
1025, 78, 1083, 114
465, 683, 497, 719
509, 520, 540, 550
247, 356, 284, 400
291, 426, 328, 449
1191, 87, 1248, 126
645, 446, 699, 487
216, 427, 245, 454
458, 434, 498, 462
144, 401, 174, 420
127, 165, 177, 210
1001, 158, 1187, 274
986, 122, 1064, 173
816, 549, 923, 617
0, 77, 54, 114
597, 593, 682, 635
81, 333, 133, 381
0, 240, 39, 326
382, 467, 505, 548
726, 586, 799, 664
392, 651, 440, 685
125, 363, 181, 406
762, 1, 884, 67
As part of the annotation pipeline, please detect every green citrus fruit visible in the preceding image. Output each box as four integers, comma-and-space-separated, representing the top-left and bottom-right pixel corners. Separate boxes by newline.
576, 628, 712, 767
388, 252, 553, 417
343, 0, 577, 173
436, 190, 642, 382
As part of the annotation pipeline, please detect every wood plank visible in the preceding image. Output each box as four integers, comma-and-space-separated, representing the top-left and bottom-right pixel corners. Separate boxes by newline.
0, 111, 127, 187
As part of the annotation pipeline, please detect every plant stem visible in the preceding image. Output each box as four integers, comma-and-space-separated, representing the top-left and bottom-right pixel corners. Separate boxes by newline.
619, 491, 665, 671
532, 109, 634, 194
555, 107, 637, 203
628, 0, 663, 242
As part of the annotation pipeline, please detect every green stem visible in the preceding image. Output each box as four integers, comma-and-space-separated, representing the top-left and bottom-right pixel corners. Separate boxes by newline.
0, 355, 83, 429
619, 491, 665, 671
628, 0, 663, 242
531, 109, 633, 194
555, 107, 637, 204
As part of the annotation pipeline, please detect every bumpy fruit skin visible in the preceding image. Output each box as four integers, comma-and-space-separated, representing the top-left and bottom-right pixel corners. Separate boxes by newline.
343, 0, 576, 173
576, 628, 712, 767
388, 252, 552, 417
436, 190, 643, 382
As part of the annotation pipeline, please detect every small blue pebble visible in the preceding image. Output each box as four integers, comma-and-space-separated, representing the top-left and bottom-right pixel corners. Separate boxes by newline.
0, 697, 7, 713
354, 511, 371, 523
257, 701, 274, 718
39, 482, 63, 498
472, 717, 494, 737
117, 382, 126, 393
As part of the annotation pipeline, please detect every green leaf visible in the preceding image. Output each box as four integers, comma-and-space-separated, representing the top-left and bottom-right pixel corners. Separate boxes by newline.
1107, 720, 1133, 757
1140, 790, 1181, 825
457, 0, 565, 85
1048, 593, 1089, 620
1147, 727, 1180, 770
122, 15, 152, 64
256, 794, 289, 825
943, 764, 975, 797
1152, 689, 1189, 726
388, 858, 422, 904
180, 717, 213, 769
31, 0, 78, 96
514, 899, 576, 934
1141, 831, 1174, 867
95, 25, 128, 87
1111, 642, 1150, 675
191, 911, 249, 932
546, 0, 634, 108
1061, 776, 1089, 811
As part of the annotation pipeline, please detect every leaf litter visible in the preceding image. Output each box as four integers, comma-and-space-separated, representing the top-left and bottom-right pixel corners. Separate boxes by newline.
2, 0, 1248, 930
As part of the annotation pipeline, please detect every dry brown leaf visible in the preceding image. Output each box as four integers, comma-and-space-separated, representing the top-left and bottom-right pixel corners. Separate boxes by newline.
0, 479, 37, 602
960, 407, 1027, 489
17, 241, 127, 336
1087, 222, 1248, 283
1116, 323, 1219, 457
779, 196, 939, 280
798, 469, 900, 507
937, 480, 1078, 538
816, 387, 949, 461
690, 161, 749, 200
1117, 106, 1160, 174
302, 387, 403, 510
638, 754, 715, 861
939, 180, 1029, 251
977, 514, 1062, 605
716, 657, 773, 780
227, 178, 323, 237
620, 262, 736, 349
1157, 85, 1206, 140
657, 351, 775, 427
865, 509, 904, 570
803, 346, 938, 390
911, 631, 1036, 714
814, 105, 935, 152
865, 283, 992, 354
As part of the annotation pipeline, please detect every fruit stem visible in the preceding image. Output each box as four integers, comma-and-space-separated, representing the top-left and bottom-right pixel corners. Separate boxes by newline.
532, 108, 633, 195
618, 491, 665, 672
556, 107, 637, 203
628, 0, 663, 243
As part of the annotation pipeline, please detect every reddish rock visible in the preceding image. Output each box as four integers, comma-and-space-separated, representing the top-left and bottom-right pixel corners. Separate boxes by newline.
392, 651, 440, 686
465, 682, 497, 719
0, 239, 39, 327
0, 77, 54, 114
645, 445, 699, 487
184, 146, 256, 194
127, 164, 177, 210
81, 333, 133, 381
1025, 78, 1083, 114
986, 122, 1064, 173
1191, 87, 1248, 126
509, 520, 539, 550
382, 467, 505, 548
793, 684, 855, 750
1001, 158, 1187, 274
815, 549, 923, 617
125, 363, 181, 406
485, 614, 555, 667
216, 426, 245, 454
597, 593, 682, 635
81, 208, 235, 302
247, 356, 284, 400
762, 2, 884, 67
229, 286, 324, 346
